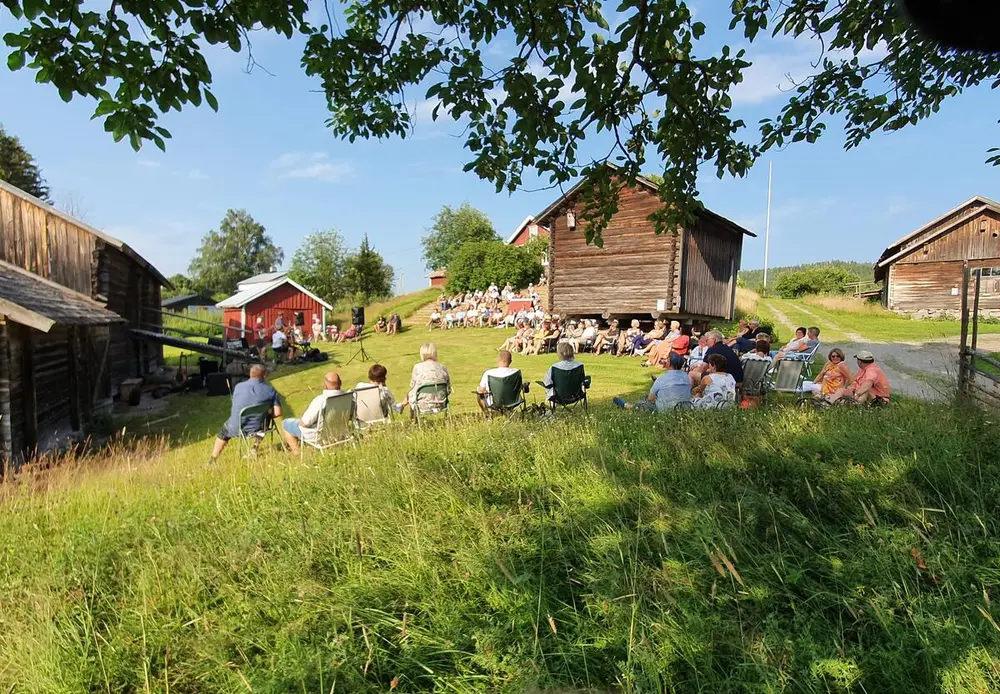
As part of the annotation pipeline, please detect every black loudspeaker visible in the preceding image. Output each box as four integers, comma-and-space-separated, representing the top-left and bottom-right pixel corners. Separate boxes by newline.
295, 311, 305, 326
351, 306, 365, 326
206, 373, 232, 397
199, 358, 220, 378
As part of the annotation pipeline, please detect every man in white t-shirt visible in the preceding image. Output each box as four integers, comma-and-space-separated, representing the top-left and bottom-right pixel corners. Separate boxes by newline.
280, 372, 345, 454
476, 350, 520, 410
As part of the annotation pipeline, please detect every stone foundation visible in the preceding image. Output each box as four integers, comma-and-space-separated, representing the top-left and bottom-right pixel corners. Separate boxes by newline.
898, 308, 1000, 321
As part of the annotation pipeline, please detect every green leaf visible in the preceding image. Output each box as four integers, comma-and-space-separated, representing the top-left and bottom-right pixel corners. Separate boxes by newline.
93, 100, 117, 117
205, 90, 219, 112
5, 50, 23, 70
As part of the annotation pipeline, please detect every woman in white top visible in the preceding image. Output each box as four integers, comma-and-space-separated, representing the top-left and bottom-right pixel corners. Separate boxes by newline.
692, 354, 737, 409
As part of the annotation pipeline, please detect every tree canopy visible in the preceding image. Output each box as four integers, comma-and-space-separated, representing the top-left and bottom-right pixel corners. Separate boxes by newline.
0, 124, 49, 201
447, 240, 542, 293
188, 209, 283, 295
288, 229, 347, 307
4, 1, 994, 241
343, 235, 394, 306
422, 203, 498, 271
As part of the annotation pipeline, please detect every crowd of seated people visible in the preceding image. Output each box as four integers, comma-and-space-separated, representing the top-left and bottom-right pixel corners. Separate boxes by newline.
210, 312, 891, 460
428, 282, 548, 330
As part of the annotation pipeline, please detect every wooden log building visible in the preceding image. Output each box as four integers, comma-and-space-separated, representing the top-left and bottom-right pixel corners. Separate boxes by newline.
875, 196, 1000, 318
535, 165, 755, 322
0, 179, 170, 464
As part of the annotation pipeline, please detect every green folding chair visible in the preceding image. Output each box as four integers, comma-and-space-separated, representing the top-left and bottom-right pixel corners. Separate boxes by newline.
236, 402, 280, 455
481, 371, 529, 419
302, 392, 356, 458
537, 364, 591, 412
412, 382, 451, 424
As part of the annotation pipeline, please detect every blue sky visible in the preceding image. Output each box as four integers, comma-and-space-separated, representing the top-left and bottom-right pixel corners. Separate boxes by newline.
2, 2, 998, 293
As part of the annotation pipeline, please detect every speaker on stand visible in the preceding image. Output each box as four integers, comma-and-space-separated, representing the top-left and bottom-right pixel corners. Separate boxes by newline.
346, 306, 372, 365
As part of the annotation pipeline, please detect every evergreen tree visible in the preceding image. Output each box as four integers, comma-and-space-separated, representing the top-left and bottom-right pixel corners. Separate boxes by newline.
0, 125, 49, 201
344, 235, 394, 305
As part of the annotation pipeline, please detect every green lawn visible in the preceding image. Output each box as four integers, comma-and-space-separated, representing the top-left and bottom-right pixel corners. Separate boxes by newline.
5, 304, 1000, 691
761, 296, 1000, 343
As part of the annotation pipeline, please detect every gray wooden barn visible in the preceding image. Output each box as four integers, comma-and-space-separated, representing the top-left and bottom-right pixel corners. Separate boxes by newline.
0, 179, 170, 465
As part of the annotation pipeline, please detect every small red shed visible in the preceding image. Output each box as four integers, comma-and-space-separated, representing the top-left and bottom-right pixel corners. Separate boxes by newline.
217, 272, 333, 339
428, 269, 448, 288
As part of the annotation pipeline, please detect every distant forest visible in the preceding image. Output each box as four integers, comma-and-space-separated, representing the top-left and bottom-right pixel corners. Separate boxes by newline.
739, 260, 874, 291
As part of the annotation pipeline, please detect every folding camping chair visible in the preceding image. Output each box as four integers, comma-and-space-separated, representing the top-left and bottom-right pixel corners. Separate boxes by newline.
236, 402, 281, 455
412, 382, 451, 424
301, 391, 356, 458
784, 342, 821, 379
741, 359, 772, 405
353, 385, 392, 430
537, 364, 591, 412
481, 371, 529, 419
769, 358, 808, 395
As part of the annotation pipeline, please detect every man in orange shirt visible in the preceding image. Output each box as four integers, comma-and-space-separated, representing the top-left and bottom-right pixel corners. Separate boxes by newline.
833, 350, 890, 405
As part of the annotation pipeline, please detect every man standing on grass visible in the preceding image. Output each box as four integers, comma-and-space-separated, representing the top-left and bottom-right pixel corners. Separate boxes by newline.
476, 350, 520, 411
210, 364, 282, 462
280, 372, 346, 455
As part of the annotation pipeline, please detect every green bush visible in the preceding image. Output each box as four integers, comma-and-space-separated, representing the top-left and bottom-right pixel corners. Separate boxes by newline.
774, 267, 861, 299
447, 240, 542, 292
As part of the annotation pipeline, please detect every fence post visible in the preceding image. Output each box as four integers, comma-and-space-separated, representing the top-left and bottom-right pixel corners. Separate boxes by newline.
971, 269, 982, 374
958, 263, 971, 400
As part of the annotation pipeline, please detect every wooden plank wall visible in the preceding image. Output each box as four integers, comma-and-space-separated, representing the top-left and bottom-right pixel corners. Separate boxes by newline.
888, 210, 1000, 312
889, 261, 1000, 311
0, 319, 19, 465
549, 184, 679, 316
681, 214, 742, 320
0, 186, 94, 294
32, 325, 72, 436
100, 247, 163, 385
895, 201, 985, 258
896, 210, 1000, 265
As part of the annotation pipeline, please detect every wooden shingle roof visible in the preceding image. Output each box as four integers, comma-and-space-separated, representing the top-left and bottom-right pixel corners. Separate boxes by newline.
0, 260, 123, 332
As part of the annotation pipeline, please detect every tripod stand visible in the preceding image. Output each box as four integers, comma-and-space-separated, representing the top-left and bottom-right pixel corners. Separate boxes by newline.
345, 331, 373, 365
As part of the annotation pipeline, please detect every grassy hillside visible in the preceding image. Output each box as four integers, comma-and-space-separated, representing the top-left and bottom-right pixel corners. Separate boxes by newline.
2, 324, 1000, 691
328, 288, 439, 327
740, 261, 874, 292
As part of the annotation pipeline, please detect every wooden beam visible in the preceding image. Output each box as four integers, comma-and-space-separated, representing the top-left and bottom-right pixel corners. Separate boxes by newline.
0, 298, 54, 333
20, 325, 37, 454
67, 326, 81, 431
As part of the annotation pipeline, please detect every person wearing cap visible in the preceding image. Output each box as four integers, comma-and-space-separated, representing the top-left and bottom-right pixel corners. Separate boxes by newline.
831, 350, 890, 405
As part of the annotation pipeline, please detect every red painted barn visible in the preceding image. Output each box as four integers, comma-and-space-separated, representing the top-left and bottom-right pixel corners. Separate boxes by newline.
217, 272, 332, 339
505, 216, 549, 246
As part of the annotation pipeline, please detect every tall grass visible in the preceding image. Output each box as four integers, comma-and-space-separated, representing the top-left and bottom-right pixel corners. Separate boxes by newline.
1, 402, 1000, 691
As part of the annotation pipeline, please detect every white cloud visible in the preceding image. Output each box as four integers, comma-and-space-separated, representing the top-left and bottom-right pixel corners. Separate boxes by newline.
731, 51, 817, 106
271, 151, 354, 182
137, 159, 162, 169
188, 169, 210, 180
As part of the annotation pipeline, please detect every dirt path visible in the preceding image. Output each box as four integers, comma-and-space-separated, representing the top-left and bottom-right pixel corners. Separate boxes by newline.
759, 299, 999, 401
825, 335, 1000, 401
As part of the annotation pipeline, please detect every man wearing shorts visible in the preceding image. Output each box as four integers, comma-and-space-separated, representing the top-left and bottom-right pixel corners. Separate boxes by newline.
209, 364, 282, 462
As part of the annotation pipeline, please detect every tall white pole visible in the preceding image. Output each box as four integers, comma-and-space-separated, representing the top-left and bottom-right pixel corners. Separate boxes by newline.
763, 160, 773, 291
